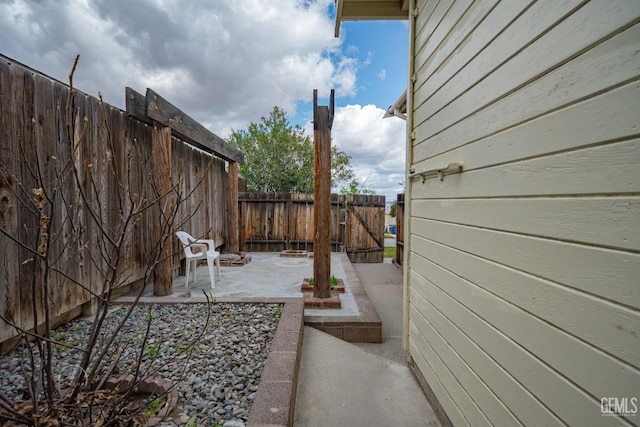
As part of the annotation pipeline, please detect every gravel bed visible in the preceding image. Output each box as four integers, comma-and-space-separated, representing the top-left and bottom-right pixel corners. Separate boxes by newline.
0, 302, 281, 426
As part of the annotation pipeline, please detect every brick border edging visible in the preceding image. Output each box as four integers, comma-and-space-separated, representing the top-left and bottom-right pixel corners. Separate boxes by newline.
246, 298, 304, 427
112, 295, 304, 427
303, 253, 382, 343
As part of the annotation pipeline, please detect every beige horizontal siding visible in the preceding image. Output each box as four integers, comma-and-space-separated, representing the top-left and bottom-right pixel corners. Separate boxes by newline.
410, 318, 494, 427
410, 279, 563, 426
412, 80, 640, 177
409, 333, 471, 426
411, 229, 639, 384
407, 0, 640, 425
412, 139, 640, 199
414, 0, 527, 104
411, 207, 640, 308
410, 253, 634, 427
410, 196, 640, 252
414, 25, 640, 162
413, 0, 638, 142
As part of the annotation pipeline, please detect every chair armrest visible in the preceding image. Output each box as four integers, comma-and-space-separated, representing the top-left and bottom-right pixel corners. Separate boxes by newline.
194, 239, 216, 251
189, 243, 208, 254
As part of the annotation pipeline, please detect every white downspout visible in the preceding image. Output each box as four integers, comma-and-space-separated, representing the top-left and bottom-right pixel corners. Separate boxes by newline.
402, 0, 416, 352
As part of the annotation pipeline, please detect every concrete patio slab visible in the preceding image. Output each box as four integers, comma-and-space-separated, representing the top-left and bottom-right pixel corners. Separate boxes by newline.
120, 252, 382, 344
129, 252, 359, 317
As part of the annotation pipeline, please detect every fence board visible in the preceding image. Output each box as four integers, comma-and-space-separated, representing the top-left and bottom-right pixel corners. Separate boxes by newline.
18, 62, 41, 329
0, 59, 19, 341
0, 56, 231, 349
238, 193, 385, 262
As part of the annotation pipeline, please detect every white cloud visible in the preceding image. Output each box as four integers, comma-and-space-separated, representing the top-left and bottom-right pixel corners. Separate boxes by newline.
331, 105, 406, 201
378, 69, 386, 80
0, 0, 408, 201
0, 0, 357, 135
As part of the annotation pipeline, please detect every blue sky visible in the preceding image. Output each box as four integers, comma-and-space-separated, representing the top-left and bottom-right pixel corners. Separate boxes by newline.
332, 20, 408, 109
0, 0, 408, 201
295, 19, 409, 125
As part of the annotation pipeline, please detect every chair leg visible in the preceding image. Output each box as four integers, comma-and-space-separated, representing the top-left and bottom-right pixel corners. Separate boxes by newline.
185, 259, 190, 288
207, 258, 216, 289
216, 257, 221, 278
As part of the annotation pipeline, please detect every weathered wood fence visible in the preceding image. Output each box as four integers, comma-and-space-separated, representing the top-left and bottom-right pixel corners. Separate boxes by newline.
239, 193, 385, 263
395, 193, 405, 265
0, 56, 239, 350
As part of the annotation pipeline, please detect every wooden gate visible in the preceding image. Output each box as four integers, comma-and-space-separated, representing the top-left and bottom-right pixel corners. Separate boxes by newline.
238, 193, 385, 262
341, 194, 385, 263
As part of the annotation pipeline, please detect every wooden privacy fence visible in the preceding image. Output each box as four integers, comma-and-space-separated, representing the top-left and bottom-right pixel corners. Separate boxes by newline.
0, 56, 241, 350
239, 193, 385, 263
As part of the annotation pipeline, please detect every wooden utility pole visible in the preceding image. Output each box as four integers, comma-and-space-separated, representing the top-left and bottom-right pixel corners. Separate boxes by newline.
152, 124, 174, 296
313, 89, 334, 299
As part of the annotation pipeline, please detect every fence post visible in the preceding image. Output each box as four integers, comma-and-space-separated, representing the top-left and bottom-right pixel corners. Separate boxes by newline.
152, 124, 174, 296
228, 161, 239, 252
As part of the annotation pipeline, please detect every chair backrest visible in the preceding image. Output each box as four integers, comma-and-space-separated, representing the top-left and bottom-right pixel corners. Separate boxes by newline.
176, 231, 198, 257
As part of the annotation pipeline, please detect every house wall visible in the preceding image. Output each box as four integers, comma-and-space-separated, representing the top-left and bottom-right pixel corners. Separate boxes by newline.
405, 1, 640, 426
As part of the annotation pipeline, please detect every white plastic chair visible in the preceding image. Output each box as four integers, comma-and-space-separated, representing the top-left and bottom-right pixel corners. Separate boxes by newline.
175, 231, 221, 289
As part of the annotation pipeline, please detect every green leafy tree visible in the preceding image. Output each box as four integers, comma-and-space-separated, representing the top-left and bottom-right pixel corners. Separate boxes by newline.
331, 145, 355, 187
339, 178, 376, 195
228, 106, 354, 193
389, 200, 397, 217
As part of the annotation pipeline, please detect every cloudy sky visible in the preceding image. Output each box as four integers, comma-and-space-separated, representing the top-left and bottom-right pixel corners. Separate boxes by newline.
0, 0, 408, 202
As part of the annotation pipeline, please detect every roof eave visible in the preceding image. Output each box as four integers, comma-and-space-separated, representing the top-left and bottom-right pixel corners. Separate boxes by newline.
383, 90, 407, 120
335, 0, 409, 37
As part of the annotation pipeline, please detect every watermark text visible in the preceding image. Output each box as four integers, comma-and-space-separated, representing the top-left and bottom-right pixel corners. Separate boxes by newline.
601, 397, 638, 417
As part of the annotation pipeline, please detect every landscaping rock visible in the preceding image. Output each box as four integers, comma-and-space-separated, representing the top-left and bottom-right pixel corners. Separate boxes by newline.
0, 303, 280, 426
